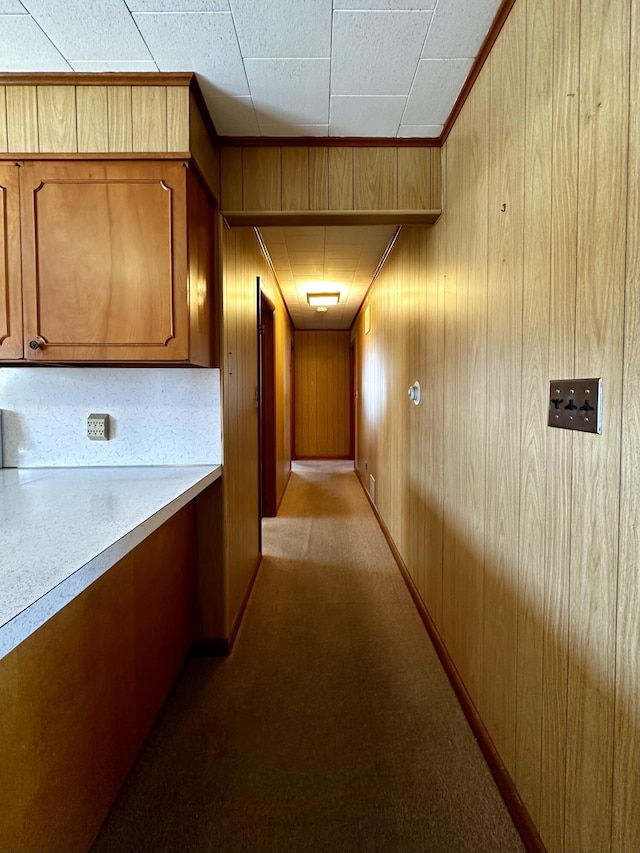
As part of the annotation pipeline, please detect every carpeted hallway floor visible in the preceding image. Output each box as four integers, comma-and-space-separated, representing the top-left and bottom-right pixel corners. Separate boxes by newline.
91, 461, 525, 853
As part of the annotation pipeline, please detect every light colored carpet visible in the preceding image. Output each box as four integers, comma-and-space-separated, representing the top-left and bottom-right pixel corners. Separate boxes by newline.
91, 460, 525, 853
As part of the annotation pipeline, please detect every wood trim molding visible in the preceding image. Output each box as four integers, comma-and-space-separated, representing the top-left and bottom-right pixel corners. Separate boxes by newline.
355, 469, 548, 853
218, 136, 440, 148
440, 0, 517, 144
2, 152, 190, 162
0, 72, 194, 86
225, 210, 441, 227
228, 555, 263, 651
351, 226, 402, 332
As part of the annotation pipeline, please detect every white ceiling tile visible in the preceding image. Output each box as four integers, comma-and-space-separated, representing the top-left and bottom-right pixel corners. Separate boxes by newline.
205, 95, 259, 135
0, 0, 26, 11
259, 123, 329, 137
0, 15, 70, 70
331, 10, 432, 96
330, 95, 405, 137
229, 0, 331, 58
70, 59, 158, 71
398, 123, 441, 137
126, 1, 228, 10
24, 0, 151, 60
422, 0, 502, 58
403, 58, 473, 125
246, 59, 330, 127
333, 0, 435, 7
133, 12, 249, 95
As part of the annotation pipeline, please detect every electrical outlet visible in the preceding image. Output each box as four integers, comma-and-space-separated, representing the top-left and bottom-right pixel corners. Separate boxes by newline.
87, 413, 109, 441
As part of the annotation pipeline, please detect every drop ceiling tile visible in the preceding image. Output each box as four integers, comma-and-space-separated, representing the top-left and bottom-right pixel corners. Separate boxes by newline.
126, 0, 229, 10
205, 95, 259, 135
70, 59, 158, 70
330, 96, 406, 137
259, 123, 329, 137
0, 15, 70, 70
422, 0, 502, 58
331, 10, 432, 96
403, 58, 473, 125
246, 59, 330, 126
398, 123, 441, 137
333, 0, 435, 7
229, 0, 331, 58
133, 12, 248, 95
0, 1, 26, 11
25, 0, 151, 61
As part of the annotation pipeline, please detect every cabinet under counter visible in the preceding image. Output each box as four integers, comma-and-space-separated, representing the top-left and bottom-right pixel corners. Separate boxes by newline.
0, 464, 221, 853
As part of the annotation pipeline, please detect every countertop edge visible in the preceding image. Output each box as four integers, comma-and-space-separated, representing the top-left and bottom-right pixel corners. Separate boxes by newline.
0, 465, 222, 660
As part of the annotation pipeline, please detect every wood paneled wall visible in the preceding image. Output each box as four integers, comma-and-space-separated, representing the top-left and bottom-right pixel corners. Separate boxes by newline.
219, 225, 292, 639
294, 330, 351, 458
0, 82, 189, 154
353, 1, 639, 851
220, 146, 441, 212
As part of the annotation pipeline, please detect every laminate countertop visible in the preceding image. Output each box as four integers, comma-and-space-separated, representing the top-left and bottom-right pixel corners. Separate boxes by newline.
0, 464, 222, 659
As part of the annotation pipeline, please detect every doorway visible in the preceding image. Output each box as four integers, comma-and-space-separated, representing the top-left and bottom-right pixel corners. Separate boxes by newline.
259, 288, 277, 517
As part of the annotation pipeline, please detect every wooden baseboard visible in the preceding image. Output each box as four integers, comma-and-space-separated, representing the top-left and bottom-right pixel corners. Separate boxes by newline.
276, 466, 292, 514
228, 554, 262, 652
355, 471, 547, 853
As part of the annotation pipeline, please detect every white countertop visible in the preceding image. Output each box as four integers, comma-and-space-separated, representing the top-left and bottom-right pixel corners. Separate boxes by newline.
0, 465, 222, 659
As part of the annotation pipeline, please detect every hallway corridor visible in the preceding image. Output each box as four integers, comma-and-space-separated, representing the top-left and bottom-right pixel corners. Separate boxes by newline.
92, 461, 524, 853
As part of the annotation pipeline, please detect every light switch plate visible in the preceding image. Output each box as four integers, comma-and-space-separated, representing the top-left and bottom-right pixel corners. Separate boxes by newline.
548, 379, 602, 434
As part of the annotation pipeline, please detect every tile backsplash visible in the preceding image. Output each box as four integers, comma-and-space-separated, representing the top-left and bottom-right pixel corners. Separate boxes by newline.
0, 367, 221, 468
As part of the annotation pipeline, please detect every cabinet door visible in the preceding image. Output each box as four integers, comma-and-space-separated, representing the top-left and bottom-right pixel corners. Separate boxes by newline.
20, 160, 188, 362
0, 163, 23, 359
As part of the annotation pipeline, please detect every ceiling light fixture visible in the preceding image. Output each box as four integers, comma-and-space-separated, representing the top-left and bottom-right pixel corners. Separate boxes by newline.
316, 306, 328, 313
307, 292, 340, 307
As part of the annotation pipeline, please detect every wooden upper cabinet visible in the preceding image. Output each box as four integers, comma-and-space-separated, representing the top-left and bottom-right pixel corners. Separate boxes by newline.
0, 163, 23, 359
18, 159, 214, 364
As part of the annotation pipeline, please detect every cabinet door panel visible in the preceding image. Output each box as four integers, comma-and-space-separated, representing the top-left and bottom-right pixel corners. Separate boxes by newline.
21, 161, 188, 362
0, 164, 23, 359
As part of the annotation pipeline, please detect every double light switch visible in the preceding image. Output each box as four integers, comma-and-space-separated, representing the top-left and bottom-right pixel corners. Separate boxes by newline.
548, 379, 602, 434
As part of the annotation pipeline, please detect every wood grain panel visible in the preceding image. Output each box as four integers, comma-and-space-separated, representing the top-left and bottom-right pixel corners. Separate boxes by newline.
36, 85, 77, 152
539, 0, 579, 847
189, 92, 220, 198
328, 147, 353, 210
398, 148, 431, 209
5, 86, 38, 152
514, 0, 553, 826
482, 1, 525, 775
0, 164, 23, 359
430, 147, 442, 209
281, 146, 309, 210
76, 86, 108, 152
0, 88, 7, 152
612, 2, 640, 849
294, 330, 350, 457
166, 86, 189, 152
308, 146, 329, 209
220, 146, 243, 210
353, 148, 397, 209
565, 0, 629, 847
0, 506, 196, 853
132, 86, 167, 152
242, 147, 281, 210
107, 86, 133, 152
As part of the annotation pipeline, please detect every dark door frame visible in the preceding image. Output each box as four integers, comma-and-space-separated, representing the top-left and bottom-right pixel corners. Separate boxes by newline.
259, 287, 277, 517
